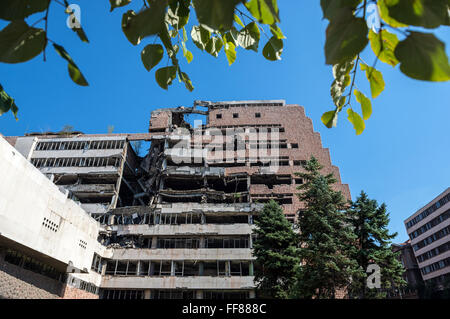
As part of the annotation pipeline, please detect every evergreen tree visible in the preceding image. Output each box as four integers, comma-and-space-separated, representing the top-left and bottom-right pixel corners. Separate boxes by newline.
347, 191, 406, 298
252, 200, 299, 299
291, 157, 359, 299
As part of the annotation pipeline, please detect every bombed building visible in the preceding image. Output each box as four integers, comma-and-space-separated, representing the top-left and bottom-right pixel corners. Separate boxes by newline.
0, 100, 350, 299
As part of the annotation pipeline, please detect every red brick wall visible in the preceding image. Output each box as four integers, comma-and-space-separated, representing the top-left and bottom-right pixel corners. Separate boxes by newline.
61, 285, 99, 299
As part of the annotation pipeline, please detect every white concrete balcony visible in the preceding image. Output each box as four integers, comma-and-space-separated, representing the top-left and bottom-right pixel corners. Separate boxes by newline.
100, 275, 255, 290
39, 166, 119, 175
32, 149, 123, 159
108, 248, 254, 261
156, 202, 263, 214
114, 224, 254, 236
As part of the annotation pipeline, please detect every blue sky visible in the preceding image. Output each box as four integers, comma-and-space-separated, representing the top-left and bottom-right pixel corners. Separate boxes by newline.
0, 1, 449, 242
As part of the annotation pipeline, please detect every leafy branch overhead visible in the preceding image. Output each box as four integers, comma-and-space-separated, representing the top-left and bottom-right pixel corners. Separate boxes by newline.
320, 0, 450, 135
0, 0, 449, 136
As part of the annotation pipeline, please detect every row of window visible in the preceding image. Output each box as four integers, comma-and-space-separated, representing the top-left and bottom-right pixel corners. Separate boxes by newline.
206, 126, 286, 134
100, 289, 249, 300
406, 193, 450, 229
212, 102, 283, 108
92, 212, 250, 226
416, 240, 450, 263
100, 235, 251, 250
216, 113, 262, 119
67, 276, 99, 295
31, 156, 121, 168
420, 256, 450, 275
156, 237, 249, 249
4, 249, 66, 282
413, 225, 450, 251
104, 260, 252, 277
35, 140, 125, 151
409, 208, 450, 240
101, 289, 144, 299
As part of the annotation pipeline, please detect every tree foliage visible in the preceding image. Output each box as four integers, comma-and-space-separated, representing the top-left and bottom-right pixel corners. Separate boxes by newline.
347, 191, 406, 298
0, 0, 449, 134
320, 0, 450, 135
291, 157, 360, 298
252, 200, 299, 299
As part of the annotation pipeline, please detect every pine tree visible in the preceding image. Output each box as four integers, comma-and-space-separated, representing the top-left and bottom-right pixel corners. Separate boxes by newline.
253, 200, 299, 299
347, 191, 406, 298
291, 156, 359, 299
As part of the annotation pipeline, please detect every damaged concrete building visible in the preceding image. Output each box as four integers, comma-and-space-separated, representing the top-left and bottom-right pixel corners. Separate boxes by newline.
1, 100, 350, 299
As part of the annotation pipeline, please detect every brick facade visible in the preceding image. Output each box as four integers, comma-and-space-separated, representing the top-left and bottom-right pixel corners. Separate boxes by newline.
0, 260, 61, 299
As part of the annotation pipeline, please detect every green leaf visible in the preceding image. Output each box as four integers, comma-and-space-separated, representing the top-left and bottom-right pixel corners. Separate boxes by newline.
73, 27, 89, 43
394, 32, 450, 82
224, 41, 236, 65
0, 0, 49, 21
360, 63, 385, 98
166, 1, 190, 30
384, 0, 448, 29
354, 89, 372, 120
121, 2, 167, 46
109, 0, 132, 12
205, 36, 223, 57
65, 10, 89, 43
320, 0, 362, 21
0, 20, 46, 64
234, 14, 245, 28
155, 66, 177, 90
141, 44, 164, 71
178, 70, 194, 92
330, 59, 354, 106
191, 25, 211, 51
0, 83, 18, 120
193, 0, 241, 32
270, 24, 285, 39
237, 22, 261, 52
53, 43, 89, 86
182, 42, 193, 63
183, 27, 188, 42
262, 36, 283, 61
224, 27, 239, 47
321, 109, 339, 128
324, 8, 368, 65
347, 108, 365, 135
245, 0, 280, 25
369, 29, 399, 67
377, 0, 408, 28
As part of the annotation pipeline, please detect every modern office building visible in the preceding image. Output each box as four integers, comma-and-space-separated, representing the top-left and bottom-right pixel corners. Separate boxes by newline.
1, 100, 350, 299
405, 188, 450, 289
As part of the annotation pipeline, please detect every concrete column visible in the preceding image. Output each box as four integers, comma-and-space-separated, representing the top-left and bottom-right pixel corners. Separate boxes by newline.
248, 214, 253, 225
199, 236, 205, 248
226, 261, 231, 276
249, 262, 254, 276
136, 261, 141, 276
201, 213, 206, 225
196, 290, 203, 299
149, 261, 155, 276
171, 261, 175, 276
101, 260, 107, 276
144, 289, 151, 299
249, 234, 253, 249
199, 262, 204, 276
151, 236, 158, 248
